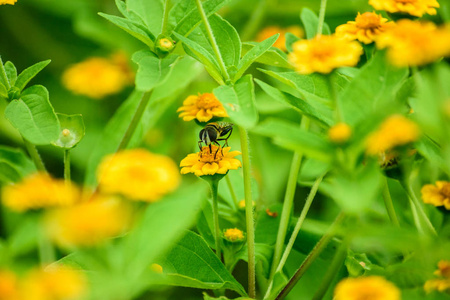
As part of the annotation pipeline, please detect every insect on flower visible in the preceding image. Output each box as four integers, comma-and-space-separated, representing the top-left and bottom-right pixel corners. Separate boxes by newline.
198, 122, 233, 158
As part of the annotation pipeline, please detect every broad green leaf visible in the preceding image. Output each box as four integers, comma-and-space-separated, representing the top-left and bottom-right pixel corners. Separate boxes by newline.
234, 243, 273, 277
14, 60, 51, 92
127, 0, 164, 37
235, 34, 278, 81
255, 79, 333, 126
415, 137, 448, 174
285, 32, 300, 53
300, 7, 331, 39
167, 0, 195, 35
242, 43, 292, 69
214, 74, 258, 128
0, 146, 36, 184
251, 118, 332, 162
4, 85, 59, 145
7, 217, 39, 257
132, 50, 179, 91
255, 203, 282, 245
203, 293, 250, 300
52, 114, 85, 149
4, 61, 17, 86
338, 51, 409, 126
0, 82, 7, 99
98, 13, 155, 48
161, 230, 247, 296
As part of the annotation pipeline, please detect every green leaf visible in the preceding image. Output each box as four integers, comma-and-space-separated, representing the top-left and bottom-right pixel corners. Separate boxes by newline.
52, 114, 85, 149
242, 43, 292, 69
203, 293, 250, 300
251, 118, 332, 162
4, 85, 59, 145
161, 230, 247, 296
300, 7, 331, 39
214, 74, 258, 128
0, 82, 7, 99
285, 32, 300, 53
167, 0, 195, 35
114, 0, 128, 18
4, 61, 17, 86
234, 243, 273, 277
235, 34, 278, 81
255, 79, 333, 126
132, 50, 179, 92
7, 217, 39, 257
14, 60, 51, 92
98, 13, 155, 48
127, 0, 164, 37
0, 146, 36, 184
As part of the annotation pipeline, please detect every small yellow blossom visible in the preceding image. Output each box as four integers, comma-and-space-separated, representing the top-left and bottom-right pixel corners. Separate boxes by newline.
366, 115, 419, 155
238, 199, 255, 209
336, 12, 395, 44
0, 270, 20, 300
21, 266, 86, 300
180, 145, 241, 176
62, 55, 132, 99
369, 0, 439, 17
328, 123, 352, 144
45, 196, 130, 247
376, 20, 450, 67
97, 149, 180, 202
421, 181, 450, 209
425, 260, 450, 293
2, 173, 79, 212
288, 34, 363, 74
150, 263, 163, 274
177, 93, 228, 122
334, 276, 401, 300
0, 0, 17, 5
256, 26, 304, 52
223, 228, 245, 242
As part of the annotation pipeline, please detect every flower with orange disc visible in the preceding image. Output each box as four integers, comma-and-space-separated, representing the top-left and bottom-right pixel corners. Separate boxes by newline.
177, 93, 228, 123
336, 12, 394, 44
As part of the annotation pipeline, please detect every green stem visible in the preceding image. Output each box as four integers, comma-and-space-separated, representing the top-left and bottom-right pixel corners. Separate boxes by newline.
195, 0, 231, 82
64, 149, 71, 182
161, 0, 171, 35
38, 227, 55, 266
225, 175, 239, 207
116, 91, 152, 152
238, 125, 256, 298
210, 180, 222, 260
317, 0, 328, 37
274, 212, 345, 300
382, 178, 400, 227
23, 138, 46, 172
0, 56, 11, 89
326, 74, 342, 122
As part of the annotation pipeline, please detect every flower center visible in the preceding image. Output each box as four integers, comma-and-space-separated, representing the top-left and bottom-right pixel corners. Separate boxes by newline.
440, 183, 450, 198
396, 0, 416, 3
356, 12, 381, 29
196, 93, 221, 109
198, 145, 224, 163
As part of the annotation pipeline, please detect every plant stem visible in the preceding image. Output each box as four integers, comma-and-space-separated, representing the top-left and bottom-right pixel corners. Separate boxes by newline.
238, 125, 256, 298
0, 56, 11, 89
326, 74, 342, 122
226, 175, 239, 207
116, 91, 152, 152
317, 0, 328, 37
64, 149, 71, 182
23, 138, 46, 172
210, 180, 222, 260
195, 0, 230, 82
382, 178, 400, 227
274, 212, 345, 300
161, 0, 171, 35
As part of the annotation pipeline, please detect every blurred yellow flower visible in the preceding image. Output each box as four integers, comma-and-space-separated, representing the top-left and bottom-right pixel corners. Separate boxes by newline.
421, 181, 450, 209
366, 115, 419, 155
0, 270, 20, 300
376, 20, 450, 67
21, 266, 86, 300
336, 12, 394, 44
62, 54, 133, 99
177, 93, 228, 122
369, 0, 439, 17
97, 149, 180, 202
334, 276, 401, 300
150, 263, 163, 274
328, 123, 352, 144
2, 173, 79, 212
180, 145, 241, 176
288, 34, 363, 74
45, 196, 130, 247
238, 199, 255, 209
256, 25, 304, 52
0, 0, 17, 5
425, 260, 450, 293
223, 228, 245, 242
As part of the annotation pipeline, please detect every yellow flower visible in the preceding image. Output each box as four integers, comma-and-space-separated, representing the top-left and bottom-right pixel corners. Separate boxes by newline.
62, 55, 132, 99
256, 25, 304, 52
223, 228, 245, 242
376, 20, 450, 67
0, 270, 20, 300
328, 123, 352, 144
45, 196, 130, 247
288, 34, 363, 74
334, 276, 401, 300
180, 145, 241, 176
424, 260, 450, 293
336, 12, 395, 44
421, 181, 450, 209
2, 173, 79, 212
21, 266, 86, 300
97, 149, 180, 202
177, 93, 228, 122
369, 0, 439, 17
0, 0, 17, 5
366, 115, 419, 155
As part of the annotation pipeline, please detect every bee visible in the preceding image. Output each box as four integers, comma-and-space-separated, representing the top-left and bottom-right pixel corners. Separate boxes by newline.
198, 122, 233, 158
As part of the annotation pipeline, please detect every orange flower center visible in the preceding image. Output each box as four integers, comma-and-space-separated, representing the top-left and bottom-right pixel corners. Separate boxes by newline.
196, 93, 221, 109
198, 145, 224, 163
440, 183, 450, 198
396, 0, 416, 3
356, 12, 381, 29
